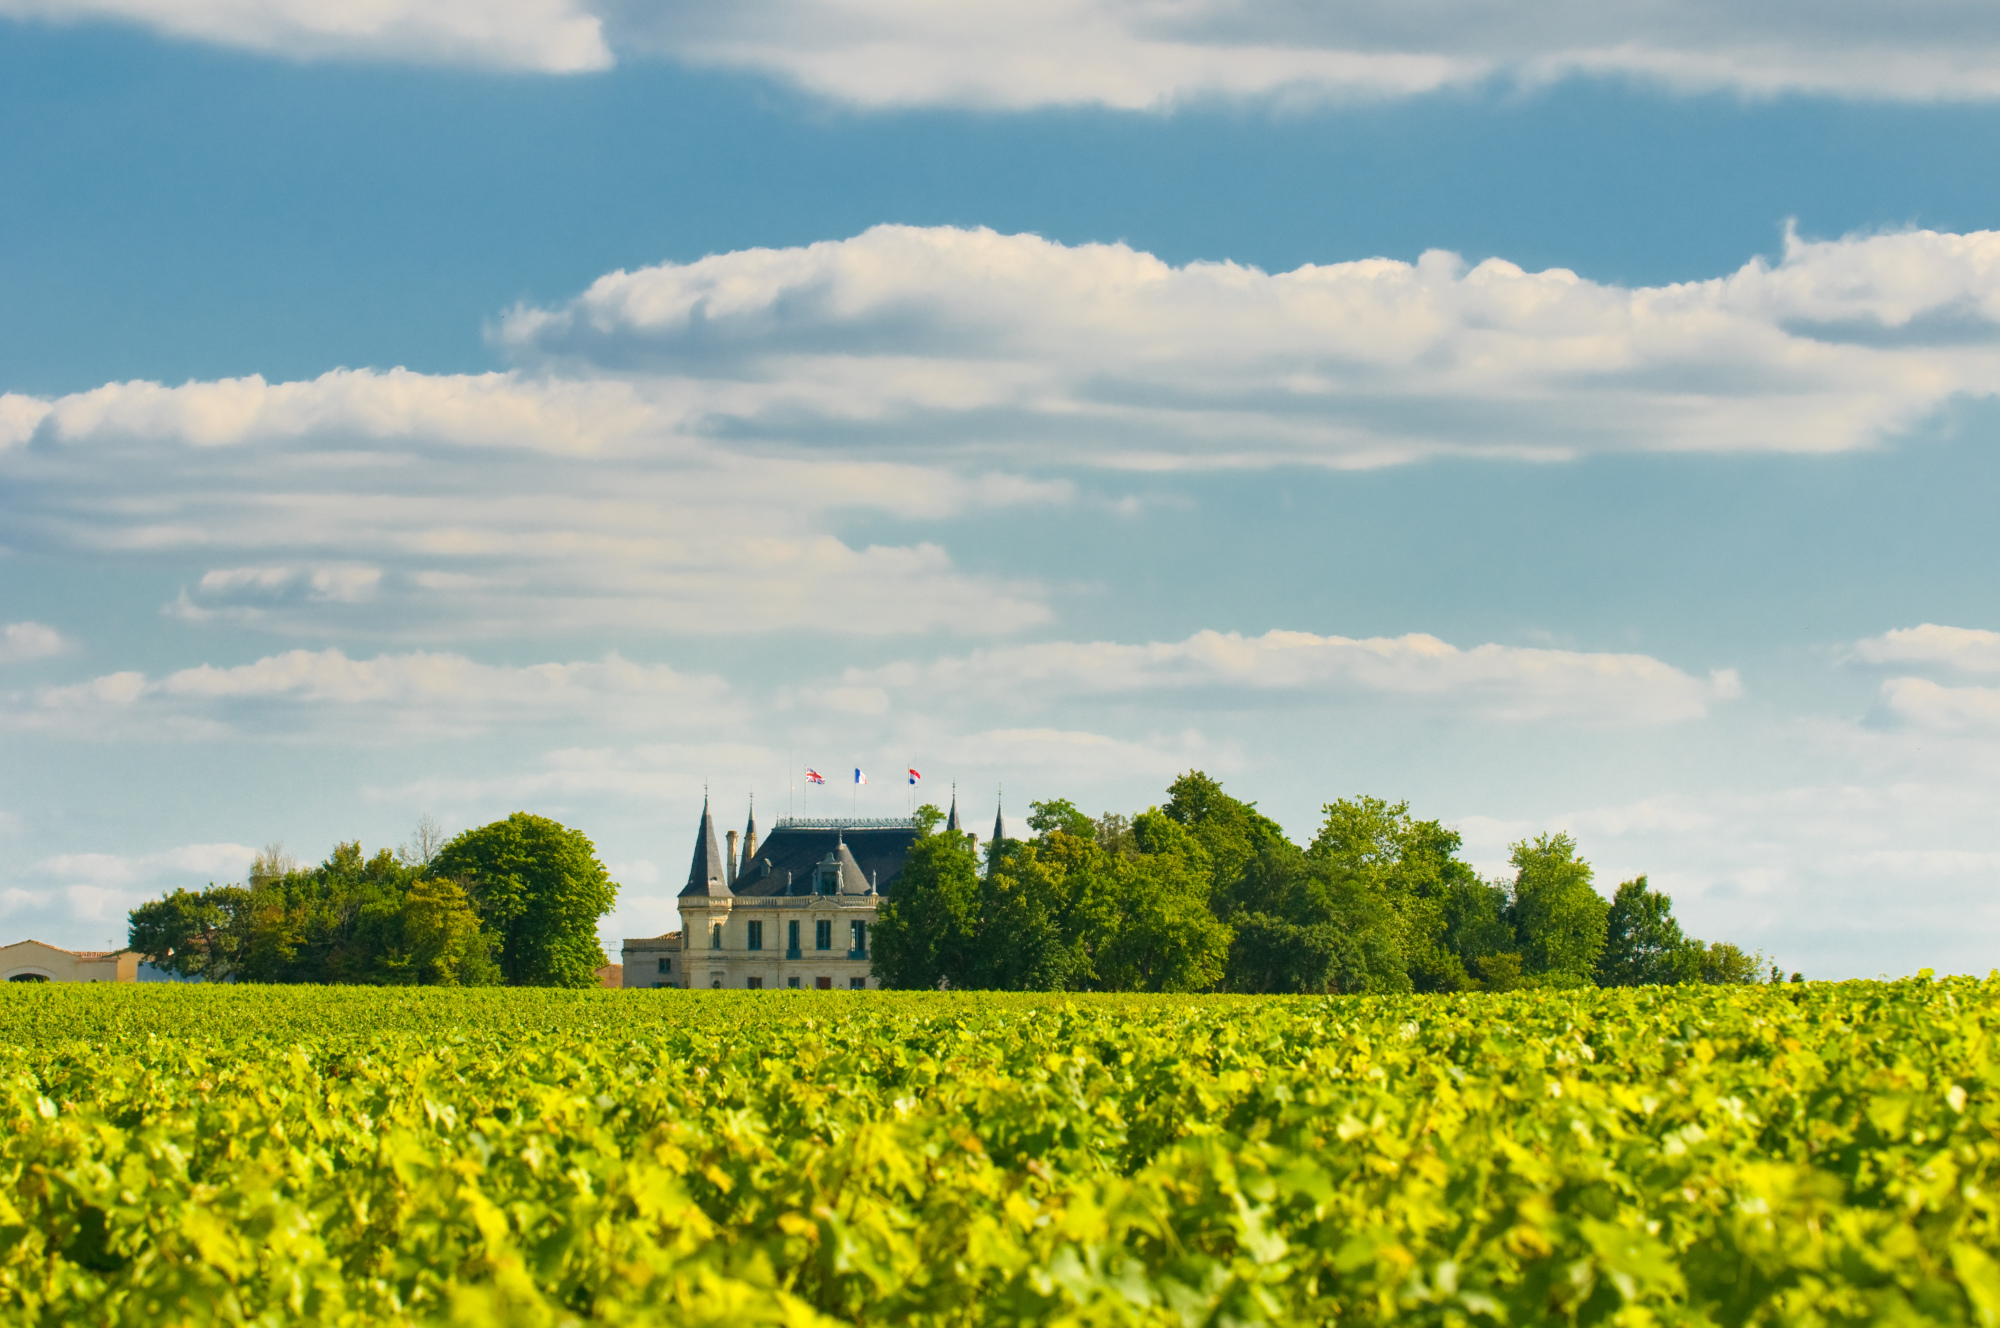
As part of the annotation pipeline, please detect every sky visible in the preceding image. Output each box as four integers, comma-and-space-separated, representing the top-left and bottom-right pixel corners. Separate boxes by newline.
4, 2, 2000, 978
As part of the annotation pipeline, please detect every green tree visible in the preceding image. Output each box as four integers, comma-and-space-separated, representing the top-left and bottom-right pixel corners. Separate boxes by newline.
1699, 940, 1764, 984
1223, 843, 1409, 995
1094, 849, 1231, 993
1027, 798, 1096, 842
1162, 771, 1289, 901
128, 885, 253, 981
1310, 797, 1480, 991
431, 813, 617, 988
1597, 876, 1701, 986
871, 808, 981, 990
1507, 832, 1609, 985
387, 878, 502, 986
1442, 876, 1517, 984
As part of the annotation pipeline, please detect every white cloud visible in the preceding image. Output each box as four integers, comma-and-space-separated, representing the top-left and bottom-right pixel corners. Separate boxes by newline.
15, 0, 2000, 104
1854, 624, 2000, 674
0, 622, 70, 663
613, 0, 2000, 107
9, 648, 736, 740
822, 627, 1741, 725
502, 223, 2000, 469
1875, 677, 2000, 732
0, 0, 609, 72
3, 367, 1058, 639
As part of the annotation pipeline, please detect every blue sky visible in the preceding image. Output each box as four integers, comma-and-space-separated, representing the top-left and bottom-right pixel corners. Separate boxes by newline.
4, 3, 2000, 977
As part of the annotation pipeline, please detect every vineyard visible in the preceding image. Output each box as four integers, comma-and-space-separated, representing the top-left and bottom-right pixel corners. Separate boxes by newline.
1, 979, 1996, 1326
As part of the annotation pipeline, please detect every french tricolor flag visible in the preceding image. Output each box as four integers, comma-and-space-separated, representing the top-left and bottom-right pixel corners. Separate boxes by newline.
854, 768, 867, 785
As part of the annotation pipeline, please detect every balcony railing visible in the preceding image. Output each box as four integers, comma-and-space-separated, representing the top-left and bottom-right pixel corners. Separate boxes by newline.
847, 947, 868, 961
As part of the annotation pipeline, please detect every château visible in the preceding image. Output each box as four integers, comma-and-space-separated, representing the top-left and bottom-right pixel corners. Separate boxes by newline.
620, 794, 988, 989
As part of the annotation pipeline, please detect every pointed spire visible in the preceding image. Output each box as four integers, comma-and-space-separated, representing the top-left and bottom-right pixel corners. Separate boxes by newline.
987, 795, 1010, 877
945, 784, 961, 834
739, 796, 758, 879
679, 794, 732, 898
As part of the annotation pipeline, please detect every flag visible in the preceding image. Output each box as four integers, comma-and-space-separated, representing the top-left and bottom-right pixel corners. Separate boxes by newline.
854, 768, 867, 785
805, 768, 825, 785
908, 768, 922, 785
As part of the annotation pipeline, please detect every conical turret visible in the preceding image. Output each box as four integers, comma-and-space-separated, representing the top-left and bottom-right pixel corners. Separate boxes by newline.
678, 795, 732, 898
739, 798, 758, 879
945, 787, 961, 834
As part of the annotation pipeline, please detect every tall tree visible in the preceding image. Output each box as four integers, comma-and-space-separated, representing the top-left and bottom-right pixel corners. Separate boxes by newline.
1310, 797, 1480, 991
872, 805, 982, 990
431, 813, 617, 987
1507, 833, 1609, 985
1597, 876, 1701, 986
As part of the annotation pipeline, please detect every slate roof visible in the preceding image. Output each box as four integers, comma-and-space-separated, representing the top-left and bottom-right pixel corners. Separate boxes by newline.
725, 824, 919, 899
679, 797, 733, 898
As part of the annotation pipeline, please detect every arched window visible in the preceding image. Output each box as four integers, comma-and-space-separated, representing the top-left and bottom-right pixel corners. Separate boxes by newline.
710, 922, 723, 950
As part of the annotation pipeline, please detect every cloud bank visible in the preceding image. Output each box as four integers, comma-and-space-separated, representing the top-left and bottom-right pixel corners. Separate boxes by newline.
17, 0, 2000, 105
9, 228, 2000, 643
503, 224, 2000, 470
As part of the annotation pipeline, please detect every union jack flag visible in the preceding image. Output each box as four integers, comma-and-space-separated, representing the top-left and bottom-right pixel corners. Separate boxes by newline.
805, 768, 825, 785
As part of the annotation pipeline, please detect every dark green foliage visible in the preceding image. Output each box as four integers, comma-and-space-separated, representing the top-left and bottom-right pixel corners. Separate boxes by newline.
871, 819, 982, 990
126, 841, 502, 986
431, 813, 617, 988
1222, 843, 1409, 994
1598, 875, 1702, 986
1442, 877, 1515, 980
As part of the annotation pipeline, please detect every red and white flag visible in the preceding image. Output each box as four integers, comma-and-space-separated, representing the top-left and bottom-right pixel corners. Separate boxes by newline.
805, 768, 825, 785
908, 768, 922, 785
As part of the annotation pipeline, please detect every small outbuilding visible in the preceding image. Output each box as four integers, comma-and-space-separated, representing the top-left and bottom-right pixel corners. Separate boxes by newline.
0, 939, 141, 983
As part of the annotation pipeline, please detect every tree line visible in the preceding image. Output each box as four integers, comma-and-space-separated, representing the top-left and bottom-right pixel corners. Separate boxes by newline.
872, 771, 1780, 994
127, 812, 616, 987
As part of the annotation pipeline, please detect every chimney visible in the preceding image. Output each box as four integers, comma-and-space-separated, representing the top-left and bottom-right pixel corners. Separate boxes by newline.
726, 831, 739, 885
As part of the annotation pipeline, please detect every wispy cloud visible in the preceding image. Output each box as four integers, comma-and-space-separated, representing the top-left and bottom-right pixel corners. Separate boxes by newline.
8, 648, 736, 740
15, 0, 2000, 105
813, 627, 1742, 725
0, 0, 609, 72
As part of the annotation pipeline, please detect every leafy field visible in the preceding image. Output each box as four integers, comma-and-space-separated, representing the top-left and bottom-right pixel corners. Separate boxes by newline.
1, 980, 1995, 1326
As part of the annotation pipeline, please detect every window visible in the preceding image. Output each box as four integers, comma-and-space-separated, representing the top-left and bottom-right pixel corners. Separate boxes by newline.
747, 976, 762, 990
710, 922, 722, 950
815, 919, 832, 951
747, 921, 763, 951
656, 957, 671, 974
787, 976, 800, 988
787, 920, 800, 956
815, 976, 832, 990
849, 977, 866, 990
710, 977, 722, 988
850, 920, 867, 955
